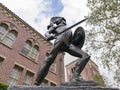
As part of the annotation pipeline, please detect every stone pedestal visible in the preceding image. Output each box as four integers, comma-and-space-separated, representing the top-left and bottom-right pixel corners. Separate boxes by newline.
8, 85, 119, 90
61, 80, 98, 86
7, 80, 120, 90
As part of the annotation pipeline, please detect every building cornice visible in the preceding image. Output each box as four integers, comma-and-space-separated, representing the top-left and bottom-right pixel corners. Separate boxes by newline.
0, 3, 52, 47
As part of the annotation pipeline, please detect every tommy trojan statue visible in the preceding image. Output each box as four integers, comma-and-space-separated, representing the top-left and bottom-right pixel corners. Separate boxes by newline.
34, 17, 90, 86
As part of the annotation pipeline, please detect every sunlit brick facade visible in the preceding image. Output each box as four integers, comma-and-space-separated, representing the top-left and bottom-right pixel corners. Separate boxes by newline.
66, 59, 105, 85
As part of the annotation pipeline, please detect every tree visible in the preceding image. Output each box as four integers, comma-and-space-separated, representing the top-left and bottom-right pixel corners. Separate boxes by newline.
86, 0, 120, 87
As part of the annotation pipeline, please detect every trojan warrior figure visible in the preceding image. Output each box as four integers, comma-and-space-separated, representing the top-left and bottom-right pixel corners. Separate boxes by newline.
34, 17, 90, 86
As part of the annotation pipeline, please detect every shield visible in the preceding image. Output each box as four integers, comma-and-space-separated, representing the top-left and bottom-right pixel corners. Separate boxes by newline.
72, 26, 85, 49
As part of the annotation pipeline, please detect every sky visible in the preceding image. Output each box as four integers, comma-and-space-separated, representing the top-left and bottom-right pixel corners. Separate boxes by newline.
0, 0, 118, 87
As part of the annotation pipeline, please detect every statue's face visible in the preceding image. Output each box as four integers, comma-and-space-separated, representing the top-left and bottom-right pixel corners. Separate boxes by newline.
55, 19, 62, 25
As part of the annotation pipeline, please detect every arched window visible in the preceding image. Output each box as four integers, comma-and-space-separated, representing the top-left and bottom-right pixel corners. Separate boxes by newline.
0, 22, 18, 47
31, 45, 39, 59
21, 40, 32, 55
0, 23, 8, 38
21, 39, 39, 61
2, 30, 18, 46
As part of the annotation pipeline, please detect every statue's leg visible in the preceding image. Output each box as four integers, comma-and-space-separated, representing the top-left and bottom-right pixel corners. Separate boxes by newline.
67, 44, 90, 82
34, 42, 63, 86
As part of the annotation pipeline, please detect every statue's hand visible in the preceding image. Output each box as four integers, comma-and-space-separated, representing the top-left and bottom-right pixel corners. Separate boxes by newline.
46, 34, 55, 41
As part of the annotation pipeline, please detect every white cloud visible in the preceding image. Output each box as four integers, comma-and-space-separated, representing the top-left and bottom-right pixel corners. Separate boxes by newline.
0, 0, 39, 19
60, 0, 89, 22
0, 0, 54, 35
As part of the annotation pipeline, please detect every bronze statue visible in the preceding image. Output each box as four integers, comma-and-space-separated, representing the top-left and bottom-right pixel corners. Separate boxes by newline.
34, 17, 90, 86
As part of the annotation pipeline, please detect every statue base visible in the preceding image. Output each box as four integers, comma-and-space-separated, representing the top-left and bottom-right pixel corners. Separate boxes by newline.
7, 80, 119, 90
7, 85, 119, 90
61, 80, 98, 86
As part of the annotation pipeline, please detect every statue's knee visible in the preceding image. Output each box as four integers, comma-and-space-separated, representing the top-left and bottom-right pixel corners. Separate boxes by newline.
81, 54, 90, 61
85, 54, 90, 60
75, 55, 90, 66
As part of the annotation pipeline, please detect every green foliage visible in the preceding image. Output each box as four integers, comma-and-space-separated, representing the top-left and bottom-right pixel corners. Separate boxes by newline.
86, 0, 120, 87
0, 82, 8, 90
94, 75, 106, 87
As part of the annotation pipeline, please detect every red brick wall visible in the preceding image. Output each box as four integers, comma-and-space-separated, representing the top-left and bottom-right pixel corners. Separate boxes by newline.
0, 5, 64, 86
66, 59, 99, 82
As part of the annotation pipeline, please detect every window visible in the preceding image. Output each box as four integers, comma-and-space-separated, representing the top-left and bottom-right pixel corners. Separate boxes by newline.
71, 67, 75, 73
2, 30, 17, 46
31, 45, 39, 59
21, 40, 32, 55
23, 71, 34, 85
8, 65, 23, 85
21, 39, 39, 61
0, 56, 4, 66
0, 22, 18, 47
41, 79, 48, 86
0, 23, 8, 38
50, 82, 56, 86
50, 62, 56, 73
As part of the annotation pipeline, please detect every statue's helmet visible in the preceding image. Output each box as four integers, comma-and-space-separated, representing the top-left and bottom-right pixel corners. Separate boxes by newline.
50, 17, 66, 25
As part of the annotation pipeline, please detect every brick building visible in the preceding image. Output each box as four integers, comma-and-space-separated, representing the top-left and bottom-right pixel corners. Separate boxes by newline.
66, 59, 105, 86
0, 3, 65, 86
